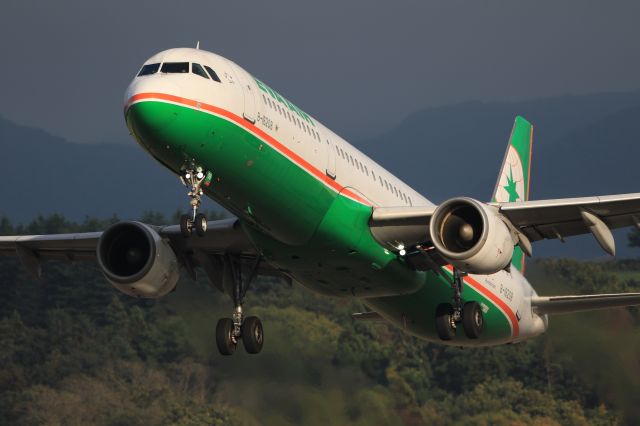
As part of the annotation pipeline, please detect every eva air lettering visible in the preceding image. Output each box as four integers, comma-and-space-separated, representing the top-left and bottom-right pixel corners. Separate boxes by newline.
254, 78, 315, 126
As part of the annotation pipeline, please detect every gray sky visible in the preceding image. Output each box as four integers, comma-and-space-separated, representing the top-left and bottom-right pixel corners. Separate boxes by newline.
2, 1, 640, 143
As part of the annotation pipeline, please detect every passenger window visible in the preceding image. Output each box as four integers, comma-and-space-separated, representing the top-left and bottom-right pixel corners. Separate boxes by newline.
138, 63, 160, 76
192, 63, 210, 79
161, 62, 189, 73
204, 65, 221, 82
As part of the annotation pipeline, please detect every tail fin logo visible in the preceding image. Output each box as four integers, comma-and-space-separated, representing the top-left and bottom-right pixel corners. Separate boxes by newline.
494, 145, 524, 203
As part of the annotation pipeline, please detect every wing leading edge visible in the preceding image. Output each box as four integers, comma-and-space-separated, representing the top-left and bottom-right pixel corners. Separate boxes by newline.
369, 192, 640, 257
0, 218, 282, 283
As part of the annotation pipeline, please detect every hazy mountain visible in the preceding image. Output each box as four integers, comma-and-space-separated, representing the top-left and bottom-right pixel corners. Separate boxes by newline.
2, 91, 640, 258
357, 91, 640, 202
0, 117, 202, 223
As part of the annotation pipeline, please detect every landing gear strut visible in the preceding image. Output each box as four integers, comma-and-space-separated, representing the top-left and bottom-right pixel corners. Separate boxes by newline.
215, 255, 264, 355
435, 268, 484, 340
179, 168, 210, 237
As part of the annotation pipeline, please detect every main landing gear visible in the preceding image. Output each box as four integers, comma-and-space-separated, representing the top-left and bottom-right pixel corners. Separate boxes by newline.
435, 268, 484, 341
215, 256, 264, 355
179, 168, 211, 238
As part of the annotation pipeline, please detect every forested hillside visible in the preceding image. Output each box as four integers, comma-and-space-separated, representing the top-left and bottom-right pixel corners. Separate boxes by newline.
1, 214, 639, 425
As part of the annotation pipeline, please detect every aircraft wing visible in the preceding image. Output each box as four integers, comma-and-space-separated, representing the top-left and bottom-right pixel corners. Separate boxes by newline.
493, 193, 640, 244
370, 193, 640, 256
0, 218, 283, 288
531, 293, 640, 315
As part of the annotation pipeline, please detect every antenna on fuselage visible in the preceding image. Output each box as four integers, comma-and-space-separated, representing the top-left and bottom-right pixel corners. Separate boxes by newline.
196, 41, 200, 50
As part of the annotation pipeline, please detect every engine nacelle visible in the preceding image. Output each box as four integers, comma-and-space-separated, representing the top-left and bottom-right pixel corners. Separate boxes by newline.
429, 197, 515, 274
97, 221, 180, 298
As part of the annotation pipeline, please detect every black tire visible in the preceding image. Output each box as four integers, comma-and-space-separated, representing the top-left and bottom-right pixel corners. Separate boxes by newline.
435, 303, 456, 341
216, 318, 236, 356
195, 213, 207, 237
241, 316, 264, 354
462, 301, 484, 339
180, 214, 192, 238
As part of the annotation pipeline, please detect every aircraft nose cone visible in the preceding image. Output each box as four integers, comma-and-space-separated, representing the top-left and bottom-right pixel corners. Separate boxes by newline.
124, 78, 181, 143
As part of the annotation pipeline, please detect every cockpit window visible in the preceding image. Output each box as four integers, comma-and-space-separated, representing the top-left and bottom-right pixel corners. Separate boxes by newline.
137, 63, 160, 76
192, 63, 209, 79
161, 62, 189, 73
204, 65, 221, 82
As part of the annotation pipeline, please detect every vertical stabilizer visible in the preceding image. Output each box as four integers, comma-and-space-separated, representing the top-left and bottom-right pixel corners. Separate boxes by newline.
492, 116, 533, 273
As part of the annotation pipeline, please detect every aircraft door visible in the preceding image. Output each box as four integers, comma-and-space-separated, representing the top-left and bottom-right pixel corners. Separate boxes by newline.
325, 138, 336, 180
229, 63, 257, 123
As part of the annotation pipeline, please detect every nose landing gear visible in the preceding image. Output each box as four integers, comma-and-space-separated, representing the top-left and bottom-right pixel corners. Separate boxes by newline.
179, 168, 211, 237
435, 268, 484, 340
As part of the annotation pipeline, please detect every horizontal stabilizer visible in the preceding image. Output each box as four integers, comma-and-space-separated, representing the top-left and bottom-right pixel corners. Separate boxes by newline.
532, 293, 640, 315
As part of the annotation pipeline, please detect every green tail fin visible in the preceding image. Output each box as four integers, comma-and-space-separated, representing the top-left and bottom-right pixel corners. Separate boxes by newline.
491, 116, 533, 273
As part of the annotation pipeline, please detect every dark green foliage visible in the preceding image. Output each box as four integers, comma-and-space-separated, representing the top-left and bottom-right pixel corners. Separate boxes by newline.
0, 214, 637, 424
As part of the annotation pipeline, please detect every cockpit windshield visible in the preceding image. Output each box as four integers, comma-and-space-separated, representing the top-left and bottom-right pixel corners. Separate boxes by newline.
136, 60, 221, 83
137, 63, 160, 76
192, 63, 209, 79
161, 62, 189, 73
204, 65, 221, 82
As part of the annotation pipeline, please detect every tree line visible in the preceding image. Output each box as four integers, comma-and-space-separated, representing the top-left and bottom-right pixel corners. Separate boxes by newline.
0, 213, 639, 425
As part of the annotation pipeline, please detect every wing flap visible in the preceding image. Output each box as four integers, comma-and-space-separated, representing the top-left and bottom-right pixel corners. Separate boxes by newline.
532, 293, 640, 315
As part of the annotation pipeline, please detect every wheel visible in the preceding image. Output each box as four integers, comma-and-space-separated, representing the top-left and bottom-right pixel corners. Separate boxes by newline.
462, 301, 484, 339
435, 303, 456, 341
241, 316, 264, 354
180, 214, 192, 238
195, 213, 207, 237
216, 318, 236, 355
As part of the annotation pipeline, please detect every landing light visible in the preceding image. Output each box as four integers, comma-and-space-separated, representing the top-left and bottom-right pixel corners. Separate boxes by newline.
185, 173, 191, 179
197, 172, 204, 179
399, 249, 407, 256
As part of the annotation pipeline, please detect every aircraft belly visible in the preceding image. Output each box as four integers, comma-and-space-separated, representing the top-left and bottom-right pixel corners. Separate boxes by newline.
364, 269, 517, 346
243, 190, 424, 298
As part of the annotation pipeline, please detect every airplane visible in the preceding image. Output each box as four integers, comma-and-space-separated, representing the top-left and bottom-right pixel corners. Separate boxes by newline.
2, 46, 640, 356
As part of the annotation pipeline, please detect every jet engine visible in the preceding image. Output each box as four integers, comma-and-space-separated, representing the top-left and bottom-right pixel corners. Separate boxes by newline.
429, 197, 515, 274
97, 221, 180, 298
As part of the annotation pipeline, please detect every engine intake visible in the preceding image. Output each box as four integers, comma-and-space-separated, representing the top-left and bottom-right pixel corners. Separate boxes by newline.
97, 221, 180, 298
429, 197, 515, 274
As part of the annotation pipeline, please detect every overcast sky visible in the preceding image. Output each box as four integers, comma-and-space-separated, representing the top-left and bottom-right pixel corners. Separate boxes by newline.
2, 1, 640, 143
